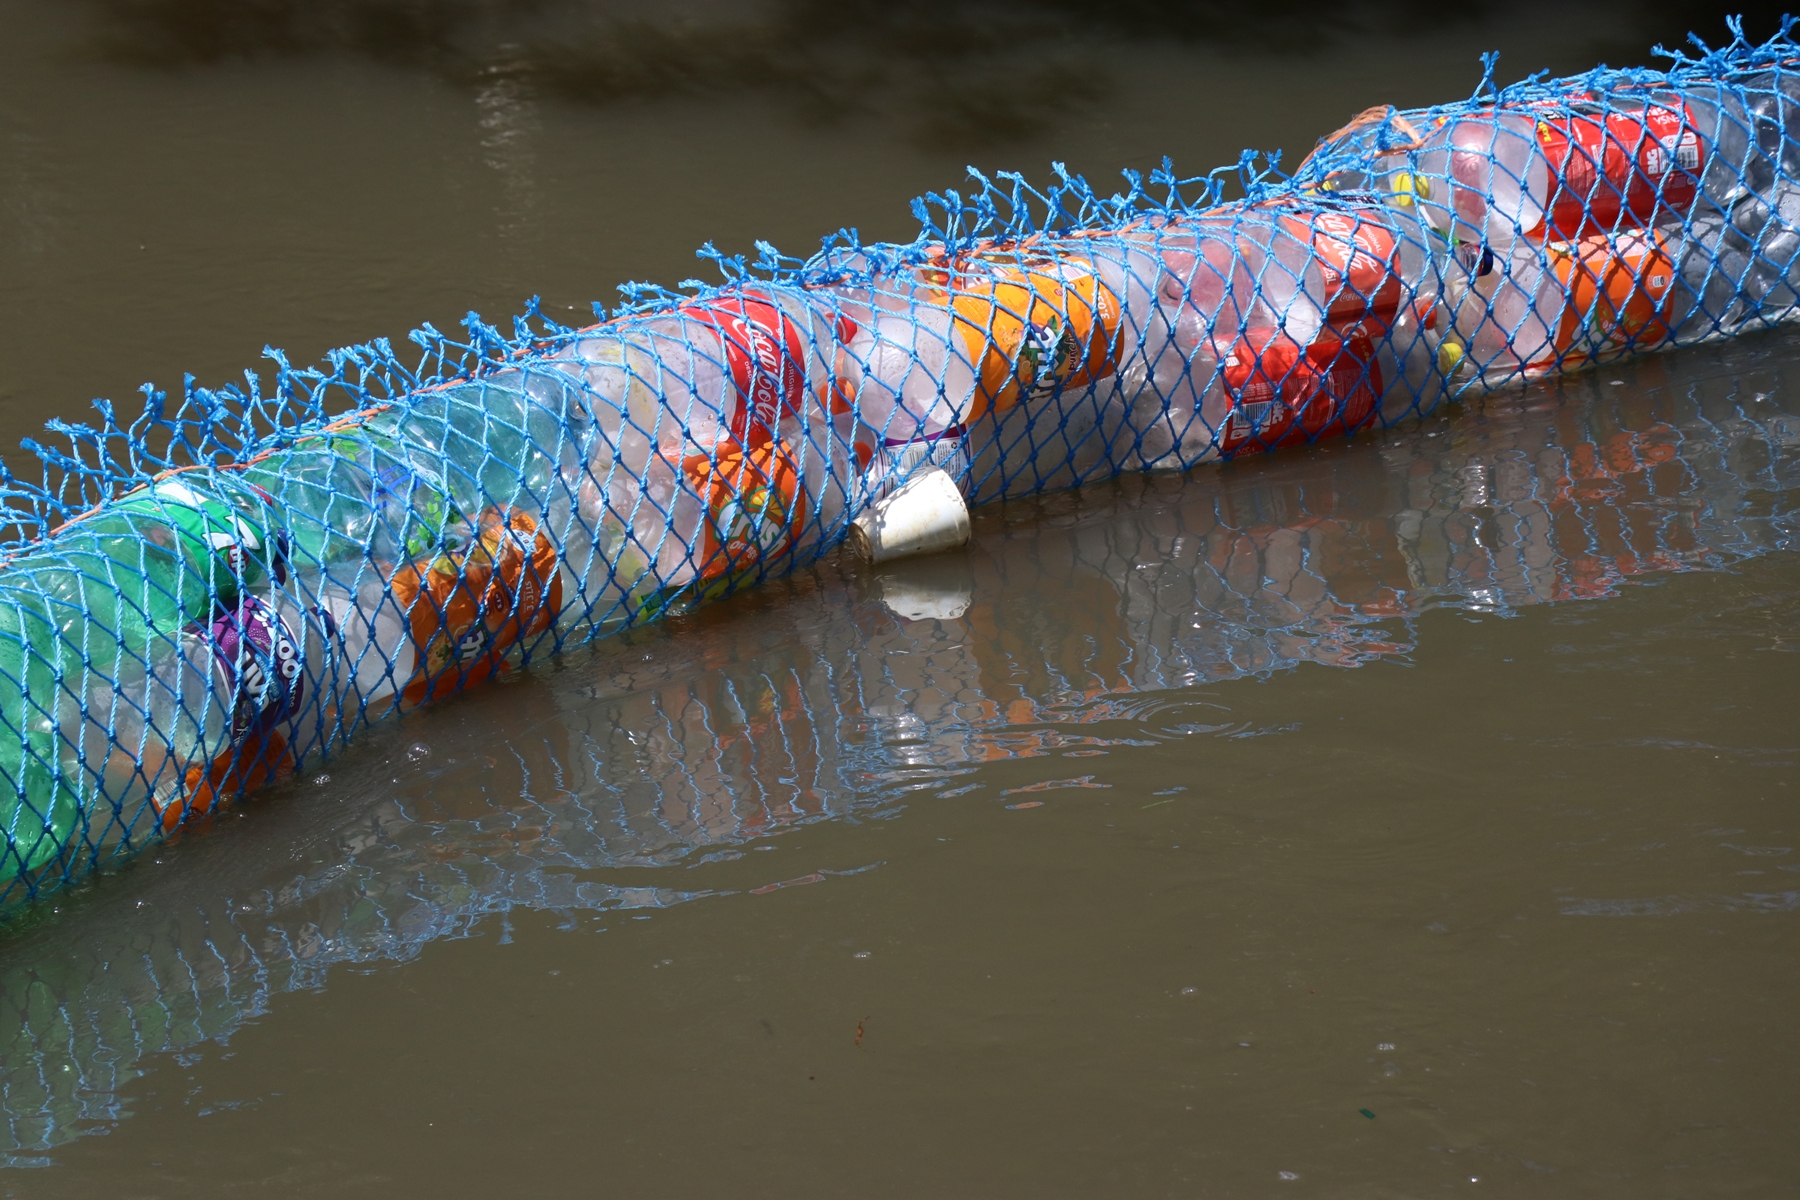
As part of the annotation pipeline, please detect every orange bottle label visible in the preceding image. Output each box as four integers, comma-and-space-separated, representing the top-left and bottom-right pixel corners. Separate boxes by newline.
162, 731, 292, 831
941, 252, 1122, 420
390, 506, 563, 704
681, 437, 806, 583
1545, 228, 1676, 364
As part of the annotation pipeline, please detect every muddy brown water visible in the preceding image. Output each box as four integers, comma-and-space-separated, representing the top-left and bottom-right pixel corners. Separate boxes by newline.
4, 2, 1800, 1196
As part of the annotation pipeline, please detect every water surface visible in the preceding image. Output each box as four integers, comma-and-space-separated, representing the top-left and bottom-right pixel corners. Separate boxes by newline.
3, 2, 1799, 1195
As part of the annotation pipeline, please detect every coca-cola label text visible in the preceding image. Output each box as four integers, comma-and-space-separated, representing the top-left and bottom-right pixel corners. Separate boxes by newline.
682, 295, 808, 442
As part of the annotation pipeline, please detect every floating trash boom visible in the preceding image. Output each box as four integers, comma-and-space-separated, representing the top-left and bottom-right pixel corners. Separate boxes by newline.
3, 23, 1798, 904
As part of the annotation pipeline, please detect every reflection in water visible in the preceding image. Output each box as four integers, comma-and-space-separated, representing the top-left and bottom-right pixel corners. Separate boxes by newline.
72, 0, 1792, 148
0, 107, 56, 263
474, 55, 541, 259
1, 360, 1798, 1156
77, 0, 1120, 145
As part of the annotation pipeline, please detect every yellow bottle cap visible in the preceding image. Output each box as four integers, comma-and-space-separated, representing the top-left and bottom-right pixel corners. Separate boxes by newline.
1438, 340, 1467, 376
1388, 172, 1430, 206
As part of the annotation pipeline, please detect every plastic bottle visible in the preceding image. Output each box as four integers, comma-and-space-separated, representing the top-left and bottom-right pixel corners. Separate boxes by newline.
1214, 325, 1387, 455
1664, 72, 1800, 332
1439, 227, 1678, 378
71, 591, 308, 842
1151, 202, 1456, 460
65, 493, 566, 851
1149, 211, 1357, 468
1281, 202, 1457, 423
1388, 96, 1708, 250
262, 566, 410, 752
1101, 221, 1267, 470
0, 472, 291, 870
241, 430, 467, 570
727, 287, 864, 559
1536, 226, 1680, 364
1069, 223, 1215, 472
607, 288, 845, 477
812, 246, 1086, 503
947, 245, 1125, 498
10, 475, 298, 867
77, 583, 326, 848
1164, 213, 1326, 348
839, 267, 980, 492
1076, 221, 1192, 370
536, 330, 664, 629
383, 505, 562, 705
1677, 80, 1777, 211
553, 291, 849, 616
26, 473, 291, 690
1, 584, 99, 872
814, 241, 1131, 500
1678, 186, 1800, 326
106, 475, 290, 604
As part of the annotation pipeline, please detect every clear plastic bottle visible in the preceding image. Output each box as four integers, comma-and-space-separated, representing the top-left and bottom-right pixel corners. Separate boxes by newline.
1088, 237, 1197, 472
264, 566, 411, 753
1153, 213, 1326, 352
1115, 220, 1268, 470
1734, 186, 1800, 314
1414, 110, 1550, 247
1435, 237, 1556, 379
15, 487, 286, 867
839, 267, 980, 491
74, 592, 308, 840
1066, 222, 1203, 472
551, 297, 836, 615
536, 329, 664, 628
1664, 76, 1800, 332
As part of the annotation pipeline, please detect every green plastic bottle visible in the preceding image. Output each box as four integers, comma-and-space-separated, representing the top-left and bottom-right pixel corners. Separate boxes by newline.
0, 530, 198, 874
240, 430, 466, 569
0, 472, 293, 875
107, 475, 287, 607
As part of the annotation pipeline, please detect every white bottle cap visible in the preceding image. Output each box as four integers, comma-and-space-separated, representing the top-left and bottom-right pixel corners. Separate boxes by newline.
850, 468, 970, 564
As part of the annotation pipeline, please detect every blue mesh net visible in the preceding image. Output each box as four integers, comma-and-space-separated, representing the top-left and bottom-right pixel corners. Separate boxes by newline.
3, 21, 1799, 906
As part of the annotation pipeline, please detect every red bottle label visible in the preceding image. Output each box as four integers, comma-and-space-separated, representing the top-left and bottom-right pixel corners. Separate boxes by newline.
682, 295, 808, 443
1536, 100, 1703, 238
1217, 328, 1382, 456
1282, 210, 1403, 322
